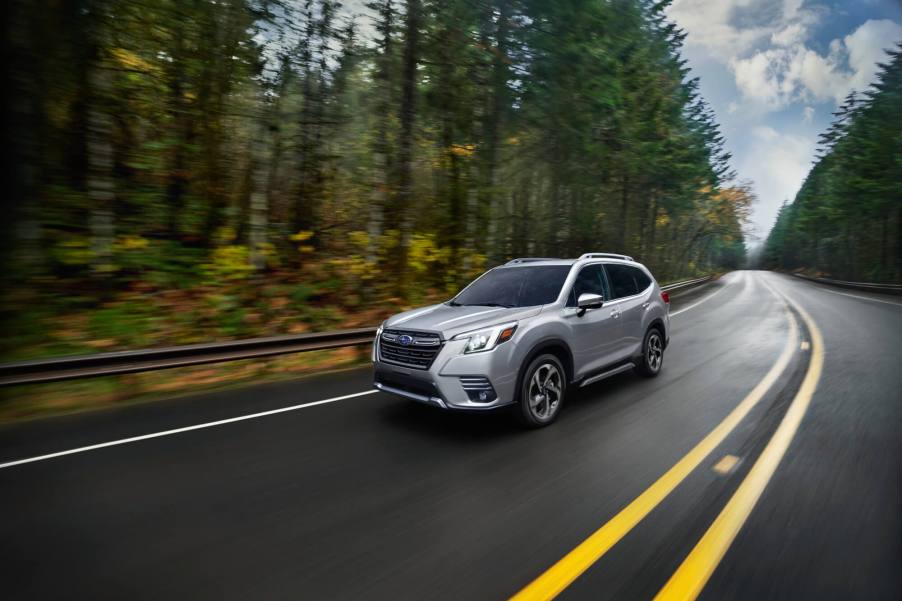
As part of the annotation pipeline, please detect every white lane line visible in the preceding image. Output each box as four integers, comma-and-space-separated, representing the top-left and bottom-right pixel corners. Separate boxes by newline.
670, 275, 734, 317
0, 390, 378, 470
812, 286, 902, 308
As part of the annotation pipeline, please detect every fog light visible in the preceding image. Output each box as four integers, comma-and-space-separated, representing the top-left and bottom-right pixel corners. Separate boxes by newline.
460, 376, 497, 403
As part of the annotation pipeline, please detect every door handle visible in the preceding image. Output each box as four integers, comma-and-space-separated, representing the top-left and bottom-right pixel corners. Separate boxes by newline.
642, 302, 650, 309
611, 308, 621, 319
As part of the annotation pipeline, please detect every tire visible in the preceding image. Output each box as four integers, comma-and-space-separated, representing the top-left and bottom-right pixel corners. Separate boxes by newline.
635, 327, 664, 377
517, 354, 567, 428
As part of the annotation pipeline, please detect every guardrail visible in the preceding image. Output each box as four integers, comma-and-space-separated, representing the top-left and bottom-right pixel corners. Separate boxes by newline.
0, 276, 714, 387
791, 273, 902, 295
660, 275, 712, 292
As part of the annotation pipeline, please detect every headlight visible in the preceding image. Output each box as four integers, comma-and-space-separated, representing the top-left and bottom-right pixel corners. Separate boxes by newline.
452, 322, 518, 354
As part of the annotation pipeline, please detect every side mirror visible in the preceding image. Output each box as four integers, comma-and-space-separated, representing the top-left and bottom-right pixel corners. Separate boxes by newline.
577, 292, 604, 315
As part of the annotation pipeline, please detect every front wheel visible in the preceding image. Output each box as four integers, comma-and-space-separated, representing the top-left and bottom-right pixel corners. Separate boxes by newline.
635, 327, 664, 377
517, 354, 567, 428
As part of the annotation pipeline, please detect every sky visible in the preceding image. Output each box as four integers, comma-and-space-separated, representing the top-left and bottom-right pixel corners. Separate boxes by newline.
665, 0, 902, 245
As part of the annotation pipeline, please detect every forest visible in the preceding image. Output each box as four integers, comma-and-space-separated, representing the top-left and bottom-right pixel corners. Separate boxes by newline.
2, 0, 751, 368
762, 46, 902, 283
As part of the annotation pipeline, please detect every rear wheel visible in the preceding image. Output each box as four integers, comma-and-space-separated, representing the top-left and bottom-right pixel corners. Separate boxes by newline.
635, 327, 664, 377
517, 354, 566, 428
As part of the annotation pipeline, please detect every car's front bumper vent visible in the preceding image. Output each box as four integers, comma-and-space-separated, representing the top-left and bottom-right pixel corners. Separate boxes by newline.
459, 376, 497, 403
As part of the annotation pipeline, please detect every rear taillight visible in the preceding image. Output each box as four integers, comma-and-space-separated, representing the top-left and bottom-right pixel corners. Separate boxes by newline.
661, 291, 670, 304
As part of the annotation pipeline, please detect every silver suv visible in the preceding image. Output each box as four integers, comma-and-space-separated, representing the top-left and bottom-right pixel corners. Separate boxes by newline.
372, 253, 670, 427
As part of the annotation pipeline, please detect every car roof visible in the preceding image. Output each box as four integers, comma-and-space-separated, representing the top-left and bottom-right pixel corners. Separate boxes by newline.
500, 257, 646, 268
500, 259, 577, 267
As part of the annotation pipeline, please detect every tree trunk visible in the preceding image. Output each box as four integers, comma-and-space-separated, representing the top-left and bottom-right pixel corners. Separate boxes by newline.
647, 195, 659, 268
367, 0, 395, 266
395, 0, 420, 293
295, 2, 317, 235
87, 62, 115, 279
895, 204, 902, 283
5, 0, 44, 276
479, 0, 509, 263
165, 28, 191, 240
249, 117, 273, 271
618, 172, 630, 251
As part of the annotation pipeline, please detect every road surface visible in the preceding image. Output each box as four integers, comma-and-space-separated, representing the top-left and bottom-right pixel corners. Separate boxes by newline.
1, 271, 900, 600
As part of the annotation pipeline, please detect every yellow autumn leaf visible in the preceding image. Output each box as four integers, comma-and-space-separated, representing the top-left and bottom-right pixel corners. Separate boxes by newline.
110, 48, 158, 74
450, 144, 476, 157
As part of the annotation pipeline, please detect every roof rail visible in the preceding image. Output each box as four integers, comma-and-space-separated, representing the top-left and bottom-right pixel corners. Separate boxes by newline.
505, 257, 561, 265
578, 253, 634, 261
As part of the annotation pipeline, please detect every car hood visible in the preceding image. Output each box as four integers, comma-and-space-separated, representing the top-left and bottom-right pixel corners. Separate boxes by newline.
384, 303, 543, 338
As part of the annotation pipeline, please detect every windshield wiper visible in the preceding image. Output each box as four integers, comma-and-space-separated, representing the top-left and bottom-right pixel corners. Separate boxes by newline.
449, 301, 514, 308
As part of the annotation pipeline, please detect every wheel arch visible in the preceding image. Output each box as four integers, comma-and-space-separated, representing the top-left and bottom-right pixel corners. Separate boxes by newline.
647, 317, 668, 348
516, 339, 575, 394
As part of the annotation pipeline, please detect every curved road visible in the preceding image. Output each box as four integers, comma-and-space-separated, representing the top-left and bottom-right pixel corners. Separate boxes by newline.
1, 271, 900, 600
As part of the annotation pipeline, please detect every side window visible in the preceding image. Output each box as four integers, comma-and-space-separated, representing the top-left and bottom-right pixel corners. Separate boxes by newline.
567, 264, 607, 306
605, 264, 640, 299
632, 268, 652, 292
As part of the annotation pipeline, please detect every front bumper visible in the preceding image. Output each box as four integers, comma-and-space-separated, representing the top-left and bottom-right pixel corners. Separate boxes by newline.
373, 337, 520, 410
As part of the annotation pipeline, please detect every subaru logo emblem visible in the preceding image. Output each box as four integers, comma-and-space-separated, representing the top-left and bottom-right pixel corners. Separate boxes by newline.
398, 335, 413, 346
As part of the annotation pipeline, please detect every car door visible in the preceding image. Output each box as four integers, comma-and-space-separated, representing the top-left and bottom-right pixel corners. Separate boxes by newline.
603, 263, 649, 358
564, 264, 623, 378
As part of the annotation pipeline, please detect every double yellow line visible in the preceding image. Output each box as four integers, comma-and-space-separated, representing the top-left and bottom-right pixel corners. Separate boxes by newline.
654, 288, 824, 600
511, 280, 824, 601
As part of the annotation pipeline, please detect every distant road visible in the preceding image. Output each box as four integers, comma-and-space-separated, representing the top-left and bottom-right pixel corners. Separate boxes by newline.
1, 272, 900, 600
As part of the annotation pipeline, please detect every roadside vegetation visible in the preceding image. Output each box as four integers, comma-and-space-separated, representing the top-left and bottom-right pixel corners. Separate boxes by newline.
2, 0, 751, 417
762, 46, 902, 283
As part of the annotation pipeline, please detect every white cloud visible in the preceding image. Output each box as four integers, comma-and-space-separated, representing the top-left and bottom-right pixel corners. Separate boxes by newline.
845, 19, 902, 90
668, 0, 819, 58
739, 128, 817, 237
752, 125, 780, 141
666, 0, 758, 58
772, 23, 807, 46
803, 106, 814, 123
729, 19, 902, 112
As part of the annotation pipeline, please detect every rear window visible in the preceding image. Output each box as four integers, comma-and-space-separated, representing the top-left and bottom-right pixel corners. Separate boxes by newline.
633, 269, 652, 291
452, 265, 572, 308
604, 264, 651, 299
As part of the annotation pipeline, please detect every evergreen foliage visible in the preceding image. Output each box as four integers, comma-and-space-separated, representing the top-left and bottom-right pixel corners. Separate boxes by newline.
3, 0, 753, 358
762, 45, 902, 283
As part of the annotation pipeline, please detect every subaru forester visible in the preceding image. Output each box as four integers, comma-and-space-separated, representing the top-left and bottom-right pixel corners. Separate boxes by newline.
372, 253, 670, 427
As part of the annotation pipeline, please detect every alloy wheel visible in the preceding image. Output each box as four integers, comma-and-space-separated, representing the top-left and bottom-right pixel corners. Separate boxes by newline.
647, 331, 663, 372
528, 362, 563, 420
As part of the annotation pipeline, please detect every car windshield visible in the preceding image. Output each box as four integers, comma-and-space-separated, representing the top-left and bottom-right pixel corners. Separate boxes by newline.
450, 265, 572, 308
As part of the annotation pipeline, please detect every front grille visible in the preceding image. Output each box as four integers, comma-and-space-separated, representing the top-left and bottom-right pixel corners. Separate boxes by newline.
378, 329, 442, 369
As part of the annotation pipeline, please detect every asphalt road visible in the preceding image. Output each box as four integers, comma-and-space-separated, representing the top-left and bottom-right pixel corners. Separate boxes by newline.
1, 271, 900, 600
